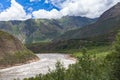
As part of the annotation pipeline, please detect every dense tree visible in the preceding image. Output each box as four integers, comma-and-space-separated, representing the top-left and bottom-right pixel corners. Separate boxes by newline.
110, 32, 120, 80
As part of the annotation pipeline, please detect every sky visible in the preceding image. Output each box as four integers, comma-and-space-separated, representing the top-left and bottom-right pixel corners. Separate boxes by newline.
0, 0, 120, 21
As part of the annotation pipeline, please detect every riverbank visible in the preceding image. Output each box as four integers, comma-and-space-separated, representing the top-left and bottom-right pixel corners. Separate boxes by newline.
0, 57, 39, 69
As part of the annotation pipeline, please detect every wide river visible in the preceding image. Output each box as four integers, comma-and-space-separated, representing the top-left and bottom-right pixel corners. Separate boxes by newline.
0, 53, 76, 80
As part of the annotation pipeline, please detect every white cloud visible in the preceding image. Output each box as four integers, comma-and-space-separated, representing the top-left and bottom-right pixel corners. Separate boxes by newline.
60, 0, 120, 18
32, 9, 62, 19
0, 0, 31, 21
0, 0, 120, 20
33, 0, 120, 19
45, 0, 49, 4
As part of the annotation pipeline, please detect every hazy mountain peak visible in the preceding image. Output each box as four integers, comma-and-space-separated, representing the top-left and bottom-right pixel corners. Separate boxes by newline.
116, 2, 120, 6
98, 2, 120, 22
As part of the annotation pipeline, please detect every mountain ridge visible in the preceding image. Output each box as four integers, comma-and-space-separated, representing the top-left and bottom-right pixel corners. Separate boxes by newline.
0, 16, 96, 43
98, 2, 120, 22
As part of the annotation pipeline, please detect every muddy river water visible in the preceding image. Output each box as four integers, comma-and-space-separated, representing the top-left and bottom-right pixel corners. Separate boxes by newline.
0, 53, 76, 80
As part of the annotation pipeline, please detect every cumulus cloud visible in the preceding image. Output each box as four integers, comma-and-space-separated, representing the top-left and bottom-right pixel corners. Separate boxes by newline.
0, 0, 31, 21
33, 0, 120, 19
32, 9, 62, 19
0, 0, 120, 20
60, 0, 120, 18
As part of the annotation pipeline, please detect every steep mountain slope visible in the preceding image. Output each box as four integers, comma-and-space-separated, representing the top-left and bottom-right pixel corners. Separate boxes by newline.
57, 16, 96, 30
0, 16, 96, 43
98, 2, 120, 22
56, 3, 120, 42
0, 30, 39, 68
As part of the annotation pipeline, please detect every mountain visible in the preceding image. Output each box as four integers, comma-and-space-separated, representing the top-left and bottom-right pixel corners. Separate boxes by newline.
57, 16, 96, 30
56, 3, 120, 42
0, 30, 39, 68
0, 16, 96, 44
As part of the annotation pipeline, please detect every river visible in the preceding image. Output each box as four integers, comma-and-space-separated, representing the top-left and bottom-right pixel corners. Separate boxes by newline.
0, 53, 76, 80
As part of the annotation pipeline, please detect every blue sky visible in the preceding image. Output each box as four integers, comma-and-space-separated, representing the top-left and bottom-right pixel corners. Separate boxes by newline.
16, 0, 60, 13
0, 0, 11, 12
0, 0, 120, 21
0, 0, 60, 13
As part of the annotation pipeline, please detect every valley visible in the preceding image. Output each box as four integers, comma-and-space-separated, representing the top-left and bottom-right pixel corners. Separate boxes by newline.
0, 1, 120, 80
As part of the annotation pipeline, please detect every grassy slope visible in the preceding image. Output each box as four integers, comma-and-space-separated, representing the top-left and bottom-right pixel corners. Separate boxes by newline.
0, 30, 39, 68
72, 45, 111, 58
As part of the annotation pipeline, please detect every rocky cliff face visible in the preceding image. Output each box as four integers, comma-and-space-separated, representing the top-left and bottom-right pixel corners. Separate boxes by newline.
0, 30, 39, 68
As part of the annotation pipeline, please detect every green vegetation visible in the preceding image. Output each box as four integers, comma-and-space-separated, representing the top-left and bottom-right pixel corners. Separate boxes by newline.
26, 39, 110, 53
72, 45, 111, 58
107, 32, 120, 80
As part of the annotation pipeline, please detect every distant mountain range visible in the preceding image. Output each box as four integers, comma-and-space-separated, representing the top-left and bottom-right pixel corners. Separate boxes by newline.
56, 3, 120, 42
0, 16, 96, 44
